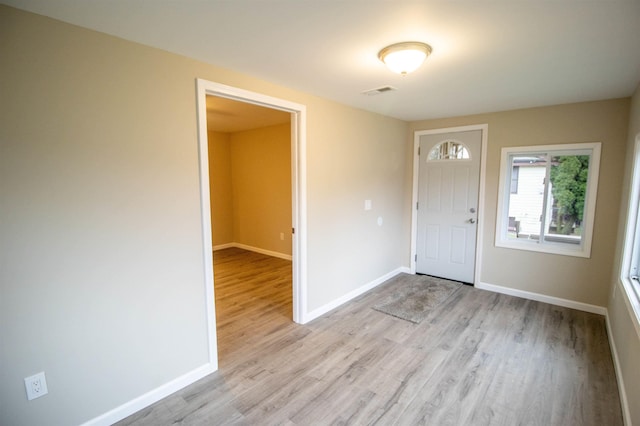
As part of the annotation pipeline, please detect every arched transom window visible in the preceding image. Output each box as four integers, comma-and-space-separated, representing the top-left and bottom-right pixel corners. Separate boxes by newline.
428, 140, 470, 160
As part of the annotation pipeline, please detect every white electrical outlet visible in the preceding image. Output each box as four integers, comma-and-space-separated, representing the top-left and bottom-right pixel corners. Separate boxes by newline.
24, 372, 48, 401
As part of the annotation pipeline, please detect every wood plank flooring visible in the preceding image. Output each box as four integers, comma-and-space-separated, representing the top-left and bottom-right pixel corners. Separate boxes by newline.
117, 248, 623, 425
212, 248, 293, 363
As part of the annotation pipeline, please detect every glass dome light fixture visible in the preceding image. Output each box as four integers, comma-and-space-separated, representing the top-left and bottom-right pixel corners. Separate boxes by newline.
378, 41, 432, 75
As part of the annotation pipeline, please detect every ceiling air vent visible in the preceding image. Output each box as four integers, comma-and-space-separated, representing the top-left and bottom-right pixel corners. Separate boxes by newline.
361, 86, 397, 96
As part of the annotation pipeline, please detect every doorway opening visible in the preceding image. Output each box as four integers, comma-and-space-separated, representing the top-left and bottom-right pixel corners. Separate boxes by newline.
207, 95, 292, 363
195, 79, 307, 369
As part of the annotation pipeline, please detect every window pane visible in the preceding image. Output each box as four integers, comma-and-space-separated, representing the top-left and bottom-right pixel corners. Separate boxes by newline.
428, 140, 470, 160
506, 155, 547, 240
544, 155, 590, 245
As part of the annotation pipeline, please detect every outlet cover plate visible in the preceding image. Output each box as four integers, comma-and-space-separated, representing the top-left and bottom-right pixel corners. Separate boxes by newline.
24, 372, 48, 401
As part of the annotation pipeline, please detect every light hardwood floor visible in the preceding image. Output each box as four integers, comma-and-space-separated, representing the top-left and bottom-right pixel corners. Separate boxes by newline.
117, 248, 622, 425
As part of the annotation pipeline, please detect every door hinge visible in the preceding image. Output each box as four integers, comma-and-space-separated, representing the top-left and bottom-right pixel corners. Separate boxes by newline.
416, 202, 419, 210
415, 254, 417, 262
292, 227, 295, 234
418, 147, 421, 155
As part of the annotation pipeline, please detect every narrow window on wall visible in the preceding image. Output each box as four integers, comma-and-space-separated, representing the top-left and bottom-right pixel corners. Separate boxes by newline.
627, 188, 640, 301
495, 142, 601, 258
621, 134, 640, 313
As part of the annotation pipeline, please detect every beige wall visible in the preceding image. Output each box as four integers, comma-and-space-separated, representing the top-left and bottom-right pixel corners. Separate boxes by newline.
209, 124, 292, 256
0, 6, 409, 425
305, 104, 409, 309
409, 99, 630, 307
230, 123, 292, 255
208, 131, 233, 245
608, 82, 640, 425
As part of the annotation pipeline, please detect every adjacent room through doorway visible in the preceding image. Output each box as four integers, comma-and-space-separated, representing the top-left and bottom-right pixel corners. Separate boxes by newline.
205, 95, 293, 364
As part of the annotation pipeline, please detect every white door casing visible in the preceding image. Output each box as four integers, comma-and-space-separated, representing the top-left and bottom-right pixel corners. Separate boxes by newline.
413, 127, 486, 284
195, 79, 308, 370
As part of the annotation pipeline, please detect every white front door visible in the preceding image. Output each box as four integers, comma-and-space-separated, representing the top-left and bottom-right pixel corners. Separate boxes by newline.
416, 130, 481, 283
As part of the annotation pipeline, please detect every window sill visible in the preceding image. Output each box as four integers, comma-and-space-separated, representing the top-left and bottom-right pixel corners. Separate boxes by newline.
495, 239, 590, 258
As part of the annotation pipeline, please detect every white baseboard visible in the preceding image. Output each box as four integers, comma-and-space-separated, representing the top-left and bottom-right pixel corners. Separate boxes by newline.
213, 242, 292, 261
605, 311, 631, 426
303, 267, 411, 323
81, 363, 217, 426
476, 281, 607, 315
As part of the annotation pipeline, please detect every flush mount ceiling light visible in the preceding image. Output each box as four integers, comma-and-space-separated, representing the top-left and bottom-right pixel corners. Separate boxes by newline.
378, 41, 432, 75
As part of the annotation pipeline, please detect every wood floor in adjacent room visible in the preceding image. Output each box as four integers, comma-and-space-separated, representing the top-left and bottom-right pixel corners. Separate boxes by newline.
117, 248, 623, 425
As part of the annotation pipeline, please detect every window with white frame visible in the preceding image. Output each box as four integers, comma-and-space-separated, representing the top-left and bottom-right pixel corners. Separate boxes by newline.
495, 142, 601, 258
621, 134, 640, 315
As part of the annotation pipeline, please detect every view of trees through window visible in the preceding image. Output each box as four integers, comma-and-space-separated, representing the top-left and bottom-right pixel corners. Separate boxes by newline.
550, 155, 589, 237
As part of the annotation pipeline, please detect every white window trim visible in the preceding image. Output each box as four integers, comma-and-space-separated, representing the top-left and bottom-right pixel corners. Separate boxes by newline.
495, 142, 601, 258
619, 133, 640, 327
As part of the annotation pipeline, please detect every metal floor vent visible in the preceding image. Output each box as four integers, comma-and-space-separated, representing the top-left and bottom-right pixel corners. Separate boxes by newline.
361, 86, 397, 96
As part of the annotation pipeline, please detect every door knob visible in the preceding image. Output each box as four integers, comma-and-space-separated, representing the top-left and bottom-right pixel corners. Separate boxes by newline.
469, 218, 476, 224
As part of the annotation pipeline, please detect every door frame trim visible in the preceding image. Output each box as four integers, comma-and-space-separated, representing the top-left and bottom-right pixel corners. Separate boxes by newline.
410, 124, 488, 285
195, 79, 308, 369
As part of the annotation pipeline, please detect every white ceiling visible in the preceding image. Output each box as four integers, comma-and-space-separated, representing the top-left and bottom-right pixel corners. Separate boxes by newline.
5, 1, 640, 122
